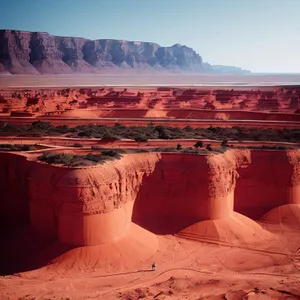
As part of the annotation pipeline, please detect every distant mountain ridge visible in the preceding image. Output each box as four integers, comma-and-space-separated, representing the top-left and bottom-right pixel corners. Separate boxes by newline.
0, 30, 251, 75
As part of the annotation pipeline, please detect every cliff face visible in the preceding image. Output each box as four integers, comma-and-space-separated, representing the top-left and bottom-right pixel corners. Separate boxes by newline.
1, 149, 299, 247
0, 154, 32, 227
132, 151, 249, 234
234, 150, 300, 219
0, 30, 250, 74
0, 30, 38, 74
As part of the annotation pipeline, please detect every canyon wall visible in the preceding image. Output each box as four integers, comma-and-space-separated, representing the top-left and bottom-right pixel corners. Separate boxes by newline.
0, 30, 250, 74
55, 154, 161, 245
1, 149, 300, 247
234, 150, 300, 219
0, 153, 32, 227
132, 151, 249, 233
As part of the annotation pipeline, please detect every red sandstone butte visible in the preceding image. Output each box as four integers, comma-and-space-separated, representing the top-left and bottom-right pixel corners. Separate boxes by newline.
1, 149, 300, 248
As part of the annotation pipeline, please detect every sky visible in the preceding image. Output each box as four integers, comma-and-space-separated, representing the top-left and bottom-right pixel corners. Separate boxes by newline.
0, 0, 299, 73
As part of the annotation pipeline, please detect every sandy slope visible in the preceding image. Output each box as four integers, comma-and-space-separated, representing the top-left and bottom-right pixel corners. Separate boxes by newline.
1, 226, 300, 299
1, 197, 300, 299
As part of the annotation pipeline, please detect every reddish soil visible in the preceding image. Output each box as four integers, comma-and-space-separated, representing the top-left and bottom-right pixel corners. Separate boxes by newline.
0, 85, 299, 130
1, 83, 300, 299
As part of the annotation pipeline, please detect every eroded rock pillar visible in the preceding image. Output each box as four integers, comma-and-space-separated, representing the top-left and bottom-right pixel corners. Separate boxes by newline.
56, 169, 133, 246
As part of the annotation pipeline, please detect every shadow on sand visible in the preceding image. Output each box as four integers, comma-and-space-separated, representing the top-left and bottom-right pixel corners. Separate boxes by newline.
0, 226, 157, 276
0, 226, 71, 276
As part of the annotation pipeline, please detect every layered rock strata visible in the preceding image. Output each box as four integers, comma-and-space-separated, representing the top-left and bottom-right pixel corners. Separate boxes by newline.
0, 149, 299, 247
0, 30, 250, 74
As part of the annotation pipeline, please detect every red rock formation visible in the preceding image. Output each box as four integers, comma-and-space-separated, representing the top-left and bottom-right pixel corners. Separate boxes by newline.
1, 152, 161, 246
3, 149, 299, 249
0, 30, 249, 74
0, 154, 32, 227
0, 86, 299, 116
234, 150, 300, 219
0, 30, 250, 74
133, 151, 250, 234
0, 30, 38, 74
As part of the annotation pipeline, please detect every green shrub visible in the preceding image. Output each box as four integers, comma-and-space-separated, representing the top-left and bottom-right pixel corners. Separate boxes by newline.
134, 134, 148, 142
32, 121, 51, 130
38, 152, 76, 165
183, 126, 193, 132
54, 125, 70, 134
221, 140, 229, 147
78, 131, 92, 137
0, 144, 37, 151
102, 132, 119, 141
157, 129, 172, 139
194, 141, 203, 148
38, 150, 121, 166
101, 150, 118, 157
1, 122, 300, 144
85, 153, 104, 162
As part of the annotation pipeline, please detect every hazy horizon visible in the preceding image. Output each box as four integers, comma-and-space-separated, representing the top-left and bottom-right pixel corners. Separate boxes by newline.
1, 0, 299, 74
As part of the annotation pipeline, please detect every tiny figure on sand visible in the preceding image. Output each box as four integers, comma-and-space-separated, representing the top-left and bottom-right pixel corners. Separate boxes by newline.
152, 263, 156, 271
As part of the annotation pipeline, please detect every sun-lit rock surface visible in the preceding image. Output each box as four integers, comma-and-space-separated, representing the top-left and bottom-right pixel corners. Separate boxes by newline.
0, 86, 300, 119
0, 30, 250, 74
1, 149, 300, 249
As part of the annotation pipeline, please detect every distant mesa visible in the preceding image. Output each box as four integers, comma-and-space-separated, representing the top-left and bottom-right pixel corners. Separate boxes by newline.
0, 29, 251, 75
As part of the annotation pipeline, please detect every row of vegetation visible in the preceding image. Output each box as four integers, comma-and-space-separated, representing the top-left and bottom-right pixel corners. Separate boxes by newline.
1, 121, 300, 143
0, 144, 38, 151
38, 149, 120, 166
0, 142, 294, 166
37, 142, 226, 166
151, 142, 294, 154
38, 142, 295, 167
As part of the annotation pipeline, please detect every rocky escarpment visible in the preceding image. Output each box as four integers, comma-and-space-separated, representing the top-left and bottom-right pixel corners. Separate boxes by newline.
1, 149, 300, 248
0, 30, 250, 74
1, 86, 300, 114
234, 150, 300, 219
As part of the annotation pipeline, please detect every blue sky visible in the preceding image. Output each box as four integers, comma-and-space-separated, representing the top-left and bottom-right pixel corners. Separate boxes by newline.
0, 0, 299, 73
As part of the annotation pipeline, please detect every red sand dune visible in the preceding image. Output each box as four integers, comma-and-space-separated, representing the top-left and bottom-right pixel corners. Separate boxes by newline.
261, 204, 300, 227
42, 223, 158, 275
178, 212, 273, 245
